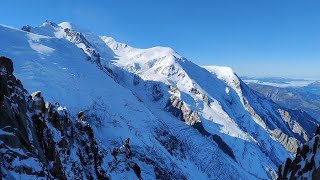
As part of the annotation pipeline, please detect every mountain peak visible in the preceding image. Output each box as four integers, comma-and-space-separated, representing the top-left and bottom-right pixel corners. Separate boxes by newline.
203, 65, 241, 93
41, 21, 60, 28
59, 21, 77, 30
203, 66, 239, 85
101, 36, 181, 59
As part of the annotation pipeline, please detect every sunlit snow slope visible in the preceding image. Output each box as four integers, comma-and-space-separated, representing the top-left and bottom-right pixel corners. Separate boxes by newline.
1, 22, 254, 179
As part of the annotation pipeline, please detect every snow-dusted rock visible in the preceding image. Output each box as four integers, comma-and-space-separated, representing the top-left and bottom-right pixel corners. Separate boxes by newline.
0, 57, 107, 179
278, 126, 320, 179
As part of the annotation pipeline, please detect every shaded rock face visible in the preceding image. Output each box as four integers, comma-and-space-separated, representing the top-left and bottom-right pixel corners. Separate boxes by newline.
0, 56, 32, 153
211, 135, 236, 160
165, 95, 236, 160
152, 84, 163, 101
244, 99, 302, 155
31, 91, 46, 113
278, 109, 311, 142
278, 126, 320, 180
0, 56, 13, 74
271, 108, 317, 155
21, 25, 32, 32
133, 74, 141, 86
0, 57, 107, 179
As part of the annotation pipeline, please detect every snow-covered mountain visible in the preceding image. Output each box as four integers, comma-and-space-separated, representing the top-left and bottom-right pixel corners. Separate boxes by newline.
0, 21, 318, 179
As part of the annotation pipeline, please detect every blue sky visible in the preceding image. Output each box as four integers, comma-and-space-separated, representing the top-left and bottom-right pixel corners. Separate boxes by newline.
1, 0, 320, 78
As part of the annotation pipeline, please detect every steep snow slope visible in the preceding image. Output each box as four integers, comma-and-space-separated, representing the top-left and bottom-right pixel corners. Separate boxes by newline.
99, 44, 286, 178
100, 36, 317, 178
204, 66, 317, 143
0, 24, 256, 179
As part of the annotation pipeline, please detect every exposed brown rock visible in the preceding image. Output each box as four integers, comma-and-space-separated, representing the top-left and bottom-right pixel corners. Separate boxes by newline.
166, 96, 201, 126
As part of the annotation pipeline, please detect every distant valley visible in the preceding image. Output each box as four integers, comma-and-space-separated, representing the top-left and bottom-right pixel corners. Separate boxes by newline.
243, 77, 320, 122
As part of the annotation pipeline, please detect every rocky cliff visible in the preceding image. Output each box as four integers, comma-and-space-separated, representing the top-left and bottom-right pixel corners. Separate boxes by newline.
0, 57, 107, 179
278, 126, 320, 179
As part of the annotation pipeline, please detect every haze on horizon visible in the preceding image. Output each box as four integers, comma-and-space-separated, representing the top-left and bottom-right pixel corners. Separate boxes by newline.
1, 0, 319, 79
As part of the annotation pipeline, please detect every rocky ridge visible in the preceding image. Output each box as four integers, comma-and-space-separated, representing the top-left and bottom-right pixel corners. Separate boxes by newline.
278, 126, 320, 179
0, 56, 107, 179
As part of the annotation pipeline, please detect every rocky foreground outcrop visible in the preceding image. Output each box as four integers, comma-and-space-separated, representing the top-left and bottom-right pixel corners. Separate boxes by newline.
0, 56, 107, 179
278, 126, 320, 179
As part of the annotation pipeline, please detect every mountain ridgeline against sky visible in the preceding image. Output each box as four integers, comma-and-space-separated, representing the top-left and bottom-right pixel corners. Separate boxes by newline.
0, 21, 319, 179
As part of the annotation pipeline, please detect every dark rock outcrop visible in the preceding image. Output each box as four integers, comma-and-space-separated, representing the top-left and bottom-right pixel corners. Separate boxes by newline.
21, 25, 32, 32
152, 83, 164, 101
0, 56, 13, 74
278, 126, 320, 180
211, 135, 236, 160
132, 163, 141, 179
0, 57, 107, 179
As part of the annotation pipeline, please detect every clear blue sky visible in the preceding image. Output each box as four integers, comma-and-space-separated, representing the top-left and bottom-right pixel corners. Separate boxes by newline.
1, 0, 320, 79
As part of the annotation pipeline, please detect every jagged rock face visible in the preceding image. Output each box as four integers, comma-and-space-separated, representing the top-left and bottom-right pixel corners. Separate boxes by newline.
0, 56, 33, 154
0, 56, 13, 74
190, 88, 209, 104
272, 129, 299, 155
31, 91, 46, 113
244, 98, 302, 154
0, 57, 48, 178
166, 96, 201, 126
152, 84, 164, 101
278, 126, 320, 179
21, 25, 32, 32
241, 81, 317, 155
0, 57, 107, 179
63, 28, 101, 64
269, 109, 315, 155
